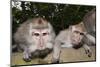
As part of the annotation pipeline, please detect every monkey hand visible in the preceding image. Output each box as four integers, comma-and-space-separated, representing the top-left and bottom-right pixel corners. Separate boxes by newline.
85, 49, 92, 57
23, 57, 31, 62
23, 51, 32, 62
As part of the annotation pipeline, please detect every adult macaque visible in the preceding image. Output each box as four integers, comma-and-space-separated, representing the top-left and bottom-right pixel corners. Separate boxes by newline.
83, 8, 96, 44
14, 17, 55, 62
52, 22, 92, 63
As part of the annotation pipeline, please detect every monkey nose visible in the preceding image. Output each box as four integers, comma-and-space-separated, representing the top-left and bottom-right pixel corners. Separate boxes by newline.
39, 44, 44, 50
40, 44, 43, 47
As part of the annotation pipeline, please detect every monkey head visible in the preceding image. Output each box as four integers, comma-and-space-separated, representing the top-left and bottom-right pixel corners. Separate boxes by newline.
70, 22, 87, 46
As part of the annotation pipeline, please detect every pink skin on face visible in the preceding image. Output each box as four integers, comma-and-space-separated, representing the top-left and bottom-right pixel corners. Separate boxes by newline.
71, 30, 83, 45
32, 29, 49, 50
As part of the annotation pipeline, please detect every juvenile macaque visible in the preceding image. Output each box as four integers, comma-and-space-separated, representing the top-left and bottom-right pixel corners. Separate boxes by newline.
52, 9, 96, 63
52, 22, 92, 63
14, 17, 55, 62
83, 8, 96, 44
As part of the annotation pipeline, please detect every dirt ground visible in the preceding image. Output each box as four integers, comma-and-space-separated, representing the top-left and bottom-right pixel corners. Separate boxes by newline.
11, 46, 96, 66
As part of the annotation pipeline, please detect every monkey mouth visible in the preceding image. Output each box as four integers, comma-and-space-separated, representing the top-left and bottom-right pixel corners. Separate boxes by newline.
72, 41, 80, 45
72, 42, 83, 49
72, 39, 81, 45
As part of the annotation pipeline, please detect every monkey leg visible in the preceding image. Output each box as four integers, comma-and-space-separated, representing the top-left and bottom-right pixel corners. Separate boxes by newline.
52, 41, 61, 64
23, 47, 32, 62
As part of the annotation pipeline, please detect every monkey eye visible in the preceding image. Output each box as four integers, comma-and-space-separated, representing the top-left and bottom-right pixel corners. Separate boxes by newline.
74, 31, 84, 35
34, 33, 40, 36
43, 33, 48, 36
80, 33, 84, 35
74, 31, 79, 34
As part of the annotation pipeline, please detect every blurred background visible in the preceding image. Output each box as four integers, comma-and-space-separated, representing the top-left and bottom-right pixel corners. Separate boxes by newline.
12, 1, 95, 35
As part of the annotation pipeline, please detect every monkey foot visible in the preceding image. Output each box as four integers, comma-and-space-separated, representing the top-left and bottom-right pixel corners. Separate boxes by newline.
52, 60, 60, 64
23, 58, 31, 62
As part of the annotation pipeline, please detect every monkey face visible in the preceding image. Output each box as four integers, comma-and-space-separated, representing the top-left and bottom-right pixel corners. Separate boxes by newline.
31, 28, 51, 50
71, 26, 85, 45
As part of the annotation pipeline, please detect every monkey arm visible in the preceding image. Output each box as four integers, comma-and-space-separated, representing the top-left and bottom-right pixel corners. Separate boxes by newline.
83, 44, 92, 57
52, 40, 61, 63
85, 34, 95, 45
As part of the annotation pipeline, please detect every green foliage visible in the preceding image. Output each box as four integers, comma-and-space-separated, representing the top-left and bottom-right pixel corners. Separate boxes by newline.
12, 1, 95, 34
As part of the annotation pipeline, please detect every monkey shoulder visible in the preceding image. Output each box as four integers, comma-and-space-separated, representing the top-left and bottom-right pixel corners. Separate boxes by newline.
56, 29, 70, 41
55, 29, 72, 47
14, 22, 31, 43
17, 22, 30, 34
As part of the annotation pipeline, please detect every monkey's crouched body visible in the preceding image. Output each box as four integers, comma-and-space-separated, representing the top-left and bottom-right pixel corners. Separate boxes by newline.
14, 18, 55, 62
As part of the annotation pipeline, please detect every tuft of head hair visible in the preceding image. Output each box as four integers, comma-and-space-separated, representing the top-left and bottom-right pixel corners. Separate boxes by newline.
71, 22, 87, 32
31, 17, 49, 29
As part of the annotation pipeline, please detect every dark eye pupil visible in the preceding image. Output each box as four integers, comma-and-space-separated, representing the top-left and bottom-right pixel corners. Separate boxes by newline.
34, 33, 39, 36
32, 32, 49, 36
74, 31, 84, 35
43, 33, 47, 36
80, 33, 84, 35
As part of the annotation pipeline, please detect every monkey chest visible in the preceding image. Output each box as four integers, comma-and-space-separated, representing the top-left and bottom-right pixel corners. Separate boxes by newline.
61, 40, 73, 48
